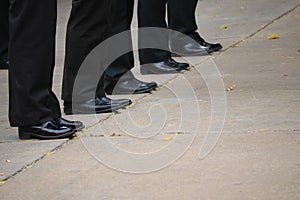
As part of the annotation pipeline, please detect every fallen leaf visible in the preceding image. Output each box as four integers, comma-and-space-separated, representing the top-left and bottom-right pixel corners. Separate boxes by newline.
0, 181, 5, 185
136, 119, 144, 123
163, 137, 173, 141
45, 152, 54, 156
281, 73, 288, 77
220, 25, 228, 29
297, 50, 300, 52
5, 160, 11, 163
226, 85, 235, 91
0, 173, 4, 176
268, 34, 280, 40
253, 128, 271, 133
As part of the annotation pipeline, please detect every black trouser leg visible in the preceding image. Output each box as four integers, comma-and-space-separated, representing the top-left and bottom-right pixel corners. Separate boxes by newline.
62, 0, 111, 102
168, 0, 203, 48
138, 0, 171, 64
9, 0, 61, 127
104, 0, 135, 84
0, 0, 9, 63
168, 0, 198, 35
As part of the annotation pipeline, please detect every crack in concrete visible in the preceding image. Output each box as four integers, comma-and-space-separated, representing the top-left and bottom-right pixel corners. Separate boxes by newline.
220, 3, 300, 54
2, 2, 299, 186
0, 141, 69, 184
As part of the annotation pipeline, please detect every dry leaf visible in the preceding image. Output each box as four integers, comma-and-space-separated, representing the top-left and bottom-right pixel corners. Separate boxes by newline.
0, 173, 4, 176
253, 128, 271, 133
136, 119, 144, 123
163, 137, 173, 141
5, 160, 11, 163
297, 50, 300, 52
281, 73, 288, 77
226, 86, 235, 91
45, 152, 54, 156
220, 25, 228, 29
268, 34, 280, 40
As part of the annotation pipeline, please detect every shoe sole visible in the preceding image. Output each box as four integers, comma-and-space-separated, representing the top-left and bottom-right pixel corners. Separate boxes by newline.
19, 131, 75, 140
106, 87, 155, 95
211, 46, 223, 52
73, 125, 85, 132
64, 103, 130, 115
171, 51, 211, 57
140, 68, 182, 75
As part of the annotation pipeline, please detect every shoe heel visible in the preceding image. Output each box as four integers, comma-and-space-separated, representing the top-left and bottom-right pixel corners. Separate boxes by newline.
19, 132, 32, 140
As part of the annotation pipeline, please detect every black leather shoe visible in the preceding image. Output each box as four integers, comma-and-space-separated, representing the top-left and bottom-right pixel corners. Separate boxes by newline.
18, 121, 75, 140
0, 60, 9, 70
191, 32, 222, 52
168, 58, 190, 70
171, 42, 212, 57
64, 97, 132, 115
140, 59, 189, 75
106, 76, 157, 95
96, 96, 132, 108
198, 40, 222, 52
54, 117, 85, 132
171, 33, 222, 57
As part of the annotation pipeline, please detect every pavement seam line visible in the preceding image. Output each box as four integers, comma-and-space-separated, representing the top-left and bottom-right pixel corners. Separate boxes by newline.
2, 3, 299, 186
218, 3, 300, 54
0, 141, 69, 184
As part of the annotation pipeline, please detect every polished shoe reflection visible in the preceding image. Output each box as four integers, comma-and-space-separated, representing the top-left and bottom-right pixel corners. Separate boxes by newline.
168, 58, 190, 70
18, 121, 75, 140
105, 76, 157, 95
54, 117, 85, 132
172, 42, 211, 57
198, 40, 223, 52
140, 58, 189, 74
191, 32, 222, 52
171, 33, 222, 57
64, 96, 132, 115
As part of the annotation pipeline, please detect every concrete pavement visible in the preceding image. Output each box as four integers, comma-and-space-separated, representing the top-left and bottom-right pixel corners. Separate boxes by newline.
0, 0, 300, 199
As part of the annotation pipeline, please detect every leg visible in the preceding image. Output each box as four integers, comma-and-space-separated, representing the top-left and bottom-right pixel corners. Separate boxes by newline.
104, 0, 157, 95
0, 0, 9, 68
138, 0, 171, 64
9, 0, 61, 127
62, 0, 111, 102
62, 0, 132, 114
104, 0, 135, 82
168, 0, 198, 35
168, 0, 222, 54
